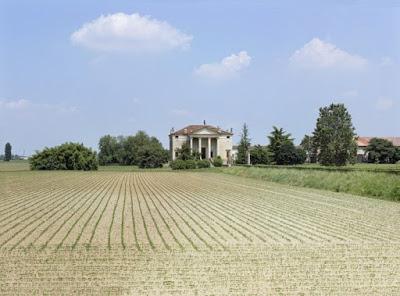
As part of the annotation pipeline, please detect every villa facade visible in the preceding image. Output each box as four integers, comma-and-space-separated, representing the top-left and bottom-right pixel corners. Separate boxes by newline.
169, 124, 233, 165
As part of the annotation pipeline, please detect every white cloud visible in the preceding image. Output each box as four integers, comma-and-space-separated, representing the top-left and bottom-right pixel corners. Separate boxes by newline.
194, 51, 251, 80
71, 13, 193, 53
376, 97, 395, 111
0, 99, 30, 110
290, 38, 367, 69
0, 99, 77, 113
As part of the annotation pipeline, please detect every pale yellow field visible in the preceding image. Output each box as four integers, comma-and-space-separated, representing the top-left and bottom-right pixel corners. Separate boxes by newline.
0, 171, 400, 295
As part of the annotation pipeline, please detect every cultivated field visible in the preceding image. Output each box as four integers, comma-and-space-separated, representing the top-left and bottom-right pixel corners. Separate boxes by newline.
1, 171, 400, 294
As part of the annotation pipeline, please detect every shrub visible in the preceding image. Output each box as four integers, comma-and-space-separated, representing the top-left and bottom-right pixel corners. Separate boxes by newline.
170, 159, 201, 170
185, 159, 197, 169
30, 142, 98, 171
170, 159, 186, 170
213, 156, 223, 167
197, 159, 211, 168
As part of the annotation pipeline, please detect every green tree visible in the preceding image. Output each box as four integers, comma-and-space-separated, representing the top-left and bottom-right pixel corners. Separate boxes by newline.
98, 135, 121, 165
4, 143, 12, 161
267, 126, 292, 164
98, 131, 168, 167
250, 145, 270, 165
236, 123, 251, 164
313, 103, 357, 166
29, 143, 98, 171
267, 127, 306, 165
300, 135, 317, 163
137, 144, 167, 168
365, 138, 397, 163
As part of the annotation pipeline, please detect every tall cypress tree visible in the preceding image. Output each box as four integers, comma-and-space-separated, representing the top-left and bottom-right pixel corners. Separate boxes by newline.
236, 123, 251, 164
4, 143, 12, 161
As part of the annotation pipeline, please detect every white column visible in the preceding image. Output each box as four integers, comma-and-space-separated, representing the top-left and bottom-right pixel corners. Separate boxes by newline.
198, 137, 202, 159
216, 138, 219, 158
207, 137, 211, 159
190, 136, 193, 152
171, 136, 175, 160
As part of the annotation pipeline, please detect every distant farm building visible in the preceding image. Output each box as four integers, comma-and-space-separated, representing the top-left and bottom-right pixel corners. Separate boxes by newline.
356, 136, 400, 162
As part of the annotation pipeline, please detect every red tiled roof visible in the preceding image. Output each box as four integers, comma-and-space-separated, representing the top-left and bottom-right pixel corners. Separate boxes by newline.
357, 137, 400, 147
170, 124, 233, 136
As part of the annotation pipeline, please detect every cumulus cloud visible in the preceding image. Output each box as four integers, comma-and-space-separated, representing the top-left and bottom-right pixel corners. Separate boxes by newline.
290, 38, 367, 69
376, 97, 395, 111
194, 51, 251, 80
71, 13, 193, 53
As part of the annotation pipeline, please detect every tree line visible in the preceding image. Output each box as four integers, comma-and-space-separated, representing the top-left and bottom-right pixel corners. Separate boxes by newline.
98, 131, 168, 168
27, 131, 168, 170
236, 103, 399, 166
7, 102, 399, 170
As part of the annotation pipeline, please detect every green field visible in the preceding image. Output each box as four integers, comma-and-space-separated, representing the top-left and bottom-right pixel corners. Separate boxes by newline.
220, 166, 400, 201
1, 170, 400, 294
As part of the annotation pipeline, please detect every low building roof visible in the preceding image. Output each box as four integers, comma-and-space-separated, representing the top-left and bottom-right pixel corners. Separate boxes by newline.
170, 124, 233, 136
357, 137, 400, 147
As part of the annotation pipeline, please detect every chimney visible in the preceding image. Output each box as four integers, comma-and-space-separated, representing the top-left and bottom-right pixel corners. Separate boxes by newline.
203, 120, 206, 125
184, 128, 188, 134
170, 127, 175, 134
230, 128, 233, 133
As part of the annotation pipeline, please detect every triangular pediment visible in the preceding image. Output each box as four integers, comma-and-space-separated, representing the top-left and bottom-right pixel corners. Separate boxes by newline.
193, 127, 219, 135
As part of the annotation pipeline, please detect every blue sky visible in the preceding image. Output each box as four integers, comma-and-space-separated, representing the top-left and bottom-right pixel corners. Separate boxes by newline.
1, 0, 399, 155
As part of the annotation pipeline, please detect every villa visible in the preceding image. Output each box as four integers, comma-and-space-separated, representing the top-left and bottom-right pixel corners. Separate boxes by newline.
169, 123, 233, 165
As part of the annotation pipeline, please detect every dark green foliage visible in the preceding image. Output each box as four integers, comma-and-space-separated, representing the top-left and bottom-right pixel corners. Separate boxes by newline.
98, 131, 168, 167
300, 135, 317, 163
313, 103, 357, 166
170, 159, 186, 170
236, 123, 251, 164
197, 159, 211, 168
274, 142, 306, 165
170, 159, 197, 170
175, 143, 195, 160
185, 159, 197, 169
366, 138, 399, 164
4, 143, 12, 162
213, 156, 223, 167
137, 145, 167, 168
30, 143, 98, 171
267, 126, 305, 165
250, 145, 270, 165
98, 135, 121, 165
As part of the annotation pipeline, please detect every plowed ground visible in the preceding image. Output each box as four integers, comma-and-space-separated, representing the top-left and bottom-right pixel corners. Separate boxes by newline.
1, 171, 399, 295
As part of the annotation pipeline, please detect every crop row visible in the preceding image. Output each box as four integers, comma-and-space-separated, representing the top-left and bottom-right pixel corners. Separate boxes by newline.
1, 171, 400, 251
